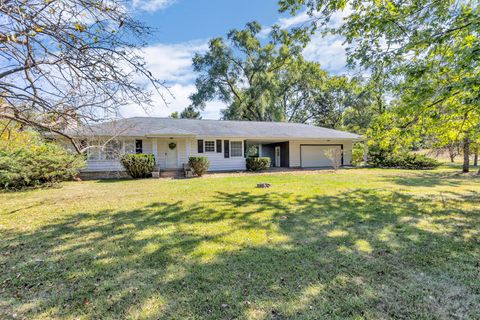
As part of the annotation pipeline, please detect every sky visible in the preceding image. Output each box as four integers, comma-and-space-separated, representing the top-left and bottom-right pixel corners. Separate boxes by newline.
121, 0, 348, 119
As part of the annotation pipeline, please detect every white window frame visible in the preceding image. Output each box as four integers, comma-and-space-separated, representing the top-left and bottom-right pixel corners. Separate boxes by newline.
87, 139, 125, 161
204, 140, 215, 153
230, 140, 243, 158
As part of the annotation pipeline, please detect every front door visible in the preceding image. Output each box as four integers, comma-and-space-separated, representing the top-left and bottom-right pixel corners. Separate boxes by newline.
275, 146, 281, 167
166, 141, 177, 169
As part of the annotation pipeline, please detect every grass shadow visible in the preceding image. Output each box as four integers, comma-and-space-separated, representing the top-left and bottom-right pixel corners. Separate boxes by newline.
1, 189, 479, 319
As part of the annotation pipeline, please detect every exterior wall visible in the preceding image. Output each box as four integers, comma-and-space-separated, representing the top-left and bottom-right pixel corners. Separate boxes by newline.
188, 137, 246, 171
64, 136, 355, 173
289, 139, 353, 167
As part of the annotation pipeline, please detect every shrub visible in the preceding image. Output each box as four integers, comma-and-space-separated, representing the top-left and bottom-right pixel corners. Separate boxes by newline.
188, 156, 210, 176
246, 157, 271, 171
0, 133, 85, 190
368, 148, 440, 169
121, 154, 156, 178
352, 143, 365, 166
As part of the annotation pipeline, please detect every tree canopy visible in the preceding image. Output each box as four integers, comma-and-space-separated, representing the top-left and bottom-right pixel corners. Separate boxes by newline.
0, 0, 165, 151
279, 0, 479, 171
190, 22, 378, 132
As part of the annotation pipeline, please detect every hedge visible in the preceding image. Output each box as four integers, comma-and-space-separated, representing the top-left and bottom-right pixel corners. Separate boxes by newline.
0, 141, 85, 190
188, 156, 210, 176
246, 157, 271, 171
368, 151, 440, 169
121, 154, 156, 178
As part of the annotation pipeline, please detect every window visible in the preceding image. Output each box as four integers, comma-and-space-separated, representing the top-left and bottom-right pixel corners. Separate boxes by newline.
87, 140, 122, 160
87, 140, 101, 160
104, 140, 122, 160
124, 140, 135, 154
135, 140, 143, 154
204, 140, 215, 152
230, 141, 243, 157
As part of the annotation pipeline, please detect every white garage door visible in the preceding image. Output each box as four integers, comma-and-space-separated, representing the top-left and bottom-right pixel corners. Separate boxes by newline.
300, 145, 341, 168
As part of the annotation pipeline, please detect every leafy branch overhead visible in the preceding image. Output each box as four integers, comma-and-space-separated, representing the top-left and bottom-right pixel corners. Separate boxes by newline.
0, 0, 167, 152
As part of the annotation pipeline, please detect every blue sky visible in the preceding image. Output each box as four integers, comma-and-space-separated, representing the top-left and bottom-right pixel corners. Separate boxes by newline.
122, 0, 348, 119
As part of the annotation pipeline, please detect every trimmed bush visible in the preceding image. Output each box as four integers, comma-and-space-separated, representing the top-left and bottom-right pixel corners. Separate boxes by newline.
188, 156, 210, 176
0, 136, 85, 190
246, 157, 271, 171
368, 150, 440, 169
352, 143, 365, 166
121, 154, 156, 178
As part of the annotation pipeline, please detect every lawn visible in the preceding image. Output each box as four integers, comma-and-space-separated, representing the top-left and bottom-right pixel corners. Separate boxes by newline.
1, 167, 479, 319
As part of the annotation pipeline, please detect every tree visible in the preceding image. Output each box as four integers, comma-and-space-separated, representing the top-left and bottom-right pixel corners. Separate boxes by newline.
170, 112, 179, 119
324, 148, 343, 170
190, 22, 377, 130
280, 0, 480, 172
0, 0, 166, 152
190, 22, 305, 121
279, 1, 479, 105
180, 106, 201, 119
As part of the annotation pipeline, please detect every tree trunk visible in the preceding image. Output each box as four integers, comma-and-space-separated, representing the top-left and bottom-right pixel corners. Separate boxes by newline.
462, 138, 470, 173
447, 145, 455, 162
474, 145, 478, 167
449, 152, 455, 163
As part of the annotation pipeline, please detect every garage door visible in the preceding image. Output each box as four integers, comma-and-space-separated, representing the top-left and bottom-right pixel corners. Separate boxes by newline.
300, 145, 342, 168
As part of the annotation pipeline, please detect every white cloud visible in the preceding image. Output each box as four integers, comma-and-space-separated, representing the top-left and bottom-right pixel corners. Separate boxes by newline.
120, 40, 226, 119
132, 0, 176, 12
303, 34, 348, 75
277, 11, 315, 29
141, 40, 208, 84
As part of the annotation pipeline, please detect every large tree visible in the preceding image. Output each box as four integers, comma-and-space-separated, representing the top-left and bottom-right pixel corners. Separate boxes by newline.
190, 22, 377, 131
0, 0, 165, 152
280, 0, 480, 172
190, 22, 305, 121
279, 0, 479, 103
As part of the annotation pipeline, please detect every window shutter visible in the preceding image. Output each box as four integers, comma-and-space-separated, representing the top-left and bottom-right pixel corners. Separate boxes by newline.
197, 140, 204, 153
135, 140, 143, 154
224, 140, 230, 158
244, 140, 247, 158
216, 140, 222, 153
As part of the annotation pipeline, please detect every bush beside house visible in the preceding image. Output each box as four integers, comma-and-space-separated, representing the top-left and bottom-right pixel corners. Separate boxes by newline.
368, 146, 440, 169
352, 143, 365, 166
121, 154, 156, 178
0, 130, 85, 190
246, 157, 271, 171
188, 156, 210, 176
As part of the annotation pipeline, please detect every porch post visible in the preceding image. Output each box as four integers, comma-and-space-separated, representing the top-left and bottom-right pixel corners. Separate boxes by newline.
259, 144, 262, 157
186, 138, 191, 159
152, 139, 158, 169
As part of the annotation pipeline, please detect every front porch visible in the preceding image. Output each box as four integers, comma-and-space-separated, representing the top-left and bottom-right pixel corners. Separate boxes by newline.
148, 136, 193, 171
245, 140, 290, 168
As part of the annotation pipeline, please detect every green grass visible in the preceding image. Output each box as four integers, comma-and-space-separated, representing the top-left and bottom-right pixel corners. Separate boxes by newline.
1, 166, 479, 319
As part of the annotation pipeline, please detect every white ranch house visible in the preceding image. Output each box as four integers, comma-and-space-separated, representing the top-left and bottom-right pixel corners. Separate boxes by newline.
62, 117, 362, 176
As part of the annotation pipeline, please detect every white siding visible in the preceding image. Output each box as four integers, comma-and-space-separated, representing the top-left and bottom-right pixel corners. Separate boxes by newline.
188, 138, 246, 171
84, 160, 124, 172
289, 140, 353, 167
83, 138, 151, 172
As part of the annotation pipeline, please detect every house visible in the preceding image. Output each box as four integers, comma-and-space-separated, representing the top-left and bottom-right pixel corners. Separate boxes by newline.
61, 117, 362, 177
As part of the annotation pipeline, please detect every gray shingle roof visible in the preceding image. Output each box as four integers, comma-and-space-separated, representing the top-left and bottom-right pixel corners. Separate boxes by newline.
67, 117, 362, 140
